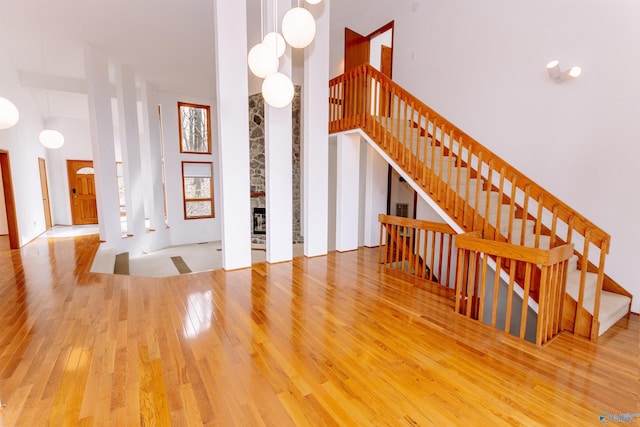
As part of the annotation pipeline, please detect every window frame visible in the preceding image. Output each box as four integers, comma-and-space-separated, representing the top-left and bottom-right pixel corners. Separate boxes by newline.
181, 161, 214, 220
178, 102, 212, 154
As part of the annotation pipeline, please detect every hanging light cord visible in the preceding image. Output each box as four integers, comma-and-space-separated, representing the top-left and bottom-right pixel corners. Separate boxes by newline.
36, 0, 52, 123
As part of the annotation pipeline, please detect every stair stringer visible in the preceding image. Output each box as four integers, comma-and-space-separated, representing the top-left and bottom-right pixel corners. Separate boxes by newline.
335, 128, 540, 314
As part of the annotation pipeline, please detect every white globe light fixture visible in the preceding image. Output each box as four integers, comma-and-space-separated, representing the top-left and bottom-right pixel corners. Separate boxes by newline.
263, 32, 286, 59
39, 129, 64, 149
262, 72, 294, 108
247, 43, 279, 78
0, 97, 20, 130
305, 0, 322, 4
282, 7, 316, 49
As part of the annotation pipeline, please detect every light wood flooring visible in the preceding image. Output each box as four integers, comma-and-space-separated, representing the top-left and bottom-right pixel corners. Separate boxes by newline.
0, 233, 638, 426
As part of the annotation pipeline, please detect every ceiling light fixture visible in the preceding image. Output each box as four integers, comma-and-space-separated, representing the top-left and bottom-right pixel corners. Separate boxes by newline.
546, 60, 582, 83
282, 6, 316, 49
262, 72, 294, 108
0, 97, 19, 129
37, 0, 64, 148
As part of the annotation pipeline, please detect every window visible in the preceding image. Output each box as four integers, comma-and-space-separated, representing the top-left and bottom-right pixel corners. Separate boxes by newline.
178, 102, 211, 154
182, 161, 214, 219
116, 162, 126, 216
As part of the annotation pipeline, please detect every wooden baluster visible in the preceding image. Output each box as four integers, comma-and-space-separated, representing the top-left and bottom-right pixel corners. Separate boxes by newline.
415, 228, 422, 278
445, 234, 453, 288
422, 227, 429, 280
483, 161, 494, 237
428, 119, 439, 195
566, 215, 575, 245
472, 152, 483, 231
519, 263, 532, 340
453, 136, 464, 220
435, 124, 446, 201
407, 226, 415, 274
462, 144, 474, 229
491, 257, 502, 328
536, 264, 549, 346
534, 194, 544, 248
575, 228, 591, 336
378, 221, 385, 264
454, 248, 466, 314
394, 88, 401, 160
520, 185, 530, 246
507, 175, 517, 244
478, 253, 489, 324
400, 225, 408, 273
438, 232, 445, 284
421, 112, 431, 187
505, 260, 517, 334
555, 259, 567, 336
466, 250, 477, 318
494, 166, 506, 242
394, 224, 401, 270
443, 129, 455, 209
407, 103, 414, 175
429, 230, 437, 281
590, 238, 609, 341
549, 205, 559, 247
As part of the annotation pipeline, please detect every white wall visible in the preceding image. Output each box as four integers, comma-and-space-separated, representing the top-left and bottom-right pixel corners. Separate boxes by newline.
332, 0, 640, 313
46, 117, 93, 225
0, 46, 51, 245
158, 92, 222, 246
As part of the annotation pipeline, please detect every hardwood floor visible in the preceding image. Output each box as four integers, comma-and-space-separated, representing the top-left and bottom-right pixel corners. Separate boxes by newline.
0, 234, 638, 426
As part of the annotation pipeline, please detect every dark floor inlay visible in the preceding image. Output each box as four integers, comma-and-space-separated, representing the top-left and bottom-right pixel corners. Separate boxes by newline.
171, 256, 192, 274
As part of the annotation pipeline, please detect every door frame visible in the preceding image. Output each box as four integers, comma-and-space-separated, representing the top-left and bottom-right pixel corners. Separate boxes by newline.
38, 157, 53, 229
0, 150, 20, 249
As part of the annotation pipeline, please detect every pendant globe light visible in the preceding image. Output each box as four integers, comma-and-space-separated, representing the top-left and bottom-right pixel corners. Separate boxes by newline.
248, 43, 279, 78
262, 72, 294, 109
248, 0, 280, 78
281, 7, 316, 49
305, 0, 322, 4
39, 129, 64, 149
37, 0, 64, 149
263, 32, 286, 58
0, 97, 19, 129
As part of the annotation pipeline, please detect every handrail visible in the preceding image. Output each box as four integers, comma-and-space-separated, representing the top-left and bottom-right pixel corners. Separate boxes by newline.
330, 64, 620, 341
455, 230, 574, 346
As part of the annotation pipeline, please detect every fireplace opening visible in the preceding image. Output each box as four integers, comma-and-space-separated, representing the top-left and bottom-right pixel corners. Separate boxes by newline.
253, 207, 266, 234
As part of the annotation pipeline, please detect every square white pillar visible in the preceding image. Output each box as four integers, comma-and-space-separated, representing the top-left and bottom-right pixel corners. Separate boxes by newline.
364, 143, 388, 247
213, 0, 252, 270
336, 133, 361, 252
84, 45, 121, 246
264, 0, 293, 264
116, 64, 146, 237
303, 0, 330, 257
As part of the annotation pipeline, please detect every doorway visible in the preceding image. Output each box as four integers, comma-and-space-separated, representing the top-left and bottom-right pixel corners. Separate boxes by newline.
67, 159, 98, 225
0, 150, 20, 249
38, 158, 53, 229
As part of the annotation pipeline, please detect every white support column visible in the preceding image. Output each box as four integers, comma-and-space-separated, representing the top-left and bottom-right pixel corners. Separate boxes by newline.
303, 0, 330, 257
140, 81, 166, 232
336, 133, 360, 252
116, 64, 146, 237
213, 0, 252, 270
364, 143, 388, 247
84, 45, 121, 246
264, 0, 293, 263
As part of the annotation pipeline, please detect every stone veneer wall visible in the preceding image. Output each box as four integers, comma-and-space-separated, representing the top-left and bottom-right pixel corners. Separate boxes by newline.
248, 86, 303, 245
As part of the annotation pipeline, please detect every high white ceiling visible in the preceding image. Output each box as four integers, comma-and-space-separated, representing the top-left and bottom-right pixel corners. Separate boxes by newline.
0, 0, 387, 122
0, 0, 225, 120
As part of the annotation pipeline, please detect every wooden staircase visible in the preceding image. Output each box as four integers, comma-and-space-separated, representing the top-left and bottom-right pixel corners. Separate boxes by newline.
329, 64, 632, 342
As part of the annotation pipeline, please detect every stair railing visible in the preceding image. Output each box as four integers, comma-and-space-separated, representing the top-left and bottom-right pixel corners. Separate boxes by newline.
330, 64, 625, 341
455, 230, 574, 346
378, 214, 457, 289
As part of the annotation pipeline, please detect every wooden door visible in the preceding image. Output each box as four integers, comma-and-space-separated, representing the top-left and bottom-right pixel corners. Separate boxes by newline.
67, 160, 98, 225
38, 158, 53, 229
379, 45, 394, 116
344, 28, 370, 73
0, 151, 19, 249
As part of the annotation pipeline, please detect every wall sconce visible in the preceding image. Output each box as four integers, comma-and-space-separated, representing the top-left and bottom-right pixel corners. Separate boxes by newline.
546, 60, 582, 83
